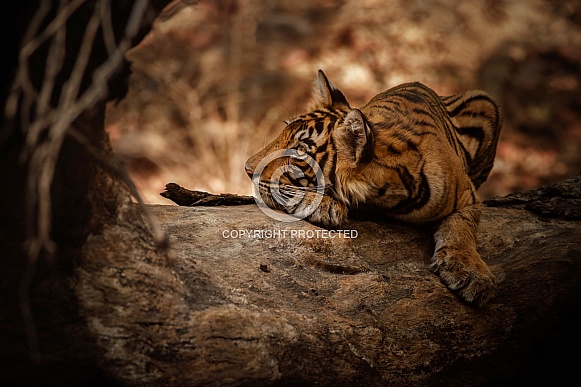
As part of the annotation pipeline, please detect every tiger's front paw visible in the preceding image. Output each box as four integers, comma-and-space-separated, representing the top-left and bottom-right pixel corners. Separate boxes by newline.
431, 248, 496, 306
304, 196, 348, 229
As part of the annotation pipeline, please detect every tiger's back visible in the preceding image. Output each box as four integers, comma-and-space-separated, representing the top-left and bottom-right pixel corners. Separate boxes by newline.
366, 83, 501, 189
348, 82, 502, 223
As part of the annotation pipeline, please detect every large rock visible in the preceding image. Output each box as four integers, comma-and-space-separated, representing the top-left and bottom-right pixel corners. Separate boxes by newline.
83, 176, 579, 385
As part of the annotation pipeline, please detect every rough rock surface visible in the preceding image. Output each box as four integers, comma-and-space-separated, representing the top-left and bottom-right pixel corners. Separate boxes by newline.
91, 176, 580, 385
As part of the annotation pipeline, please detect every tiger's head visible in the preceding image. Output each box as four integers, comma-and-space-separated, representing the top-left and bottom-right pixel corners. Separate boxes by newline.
245, 70, 373, 221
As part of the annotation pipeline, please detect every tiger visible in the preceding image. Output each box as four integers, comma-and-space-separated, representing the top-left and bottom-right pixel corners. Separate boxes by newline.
245, 70, 502, 306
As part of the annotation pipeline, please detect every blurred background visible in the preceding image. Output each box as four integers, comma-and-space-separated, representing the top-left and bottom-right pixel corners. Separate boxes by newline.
106, 0, 581, 204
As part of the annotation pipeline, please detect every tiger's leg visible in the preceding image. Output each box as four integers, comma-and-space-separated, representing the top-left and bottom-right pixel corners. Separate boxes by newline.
300, 194, 348, 229
431, 191, 496, 306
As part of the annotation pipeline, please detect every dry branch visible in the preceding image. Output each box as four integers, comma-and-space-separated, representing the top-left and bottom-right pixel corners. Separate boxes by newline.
160, 182, 254, 206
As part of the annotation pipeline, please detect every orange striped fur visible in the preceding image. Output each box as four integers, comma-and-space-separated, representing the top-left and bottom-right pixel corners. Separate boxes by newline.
246, 70, 502, 305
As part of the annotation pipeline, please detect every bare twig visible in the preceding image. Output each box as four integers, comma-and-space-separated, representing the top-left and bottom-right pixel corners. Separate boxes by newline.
7, 0, 155, 362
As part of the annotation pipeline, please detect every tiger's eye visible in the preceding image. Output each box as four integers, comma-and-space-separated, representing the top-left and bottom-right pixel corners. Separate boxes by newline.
296, 143, 309, 158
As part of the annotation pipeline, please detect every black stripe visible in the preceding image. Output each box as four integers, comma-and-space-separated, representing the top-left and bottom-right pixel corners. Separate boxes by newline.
322, 108, 345, 119
388, 165, 431, 215
412, 107, 433, 117
297, 125, 307, 140
416, 169, 431, 207
404, 121, 439, 138
378, 183, 390, 196
386, 144, 401, 155
456, 110, 491, 119
369, 104, 398, 114
398, 91, 426, 104
315, 121, 325, 134
397, 165, 415, 195
327, 117, 338, 130
328, 140, 337, 190
391, 131, 419, 152
287, 174, 303, 186
318, 151, 329, 171
455, 125, 485, 166
472, 163, 494, 189
456, 125, 485, 142
447, 95, 494, 117
441, 93, 464, 107
301, 138, 316, 148
440, 122, 461, 156
287, 169, 314, 187
315, 142, 328, 155
371, 120, 395, 132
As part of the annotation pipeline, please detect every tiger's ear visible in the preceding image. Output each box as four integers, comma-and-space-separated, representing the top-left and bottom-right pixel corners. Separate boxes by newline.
310, 70, 349, 109
334, 109, 373, 166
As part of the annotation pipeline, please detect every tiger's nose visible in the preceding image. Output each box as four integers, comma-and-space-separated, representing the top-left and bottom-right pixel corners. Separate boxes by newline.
245, 164, 254, 178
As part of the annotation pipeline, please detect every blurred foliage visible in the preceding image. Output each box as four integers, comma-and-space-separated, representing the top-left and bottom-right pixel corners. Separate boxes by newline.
106, 0, 581, 203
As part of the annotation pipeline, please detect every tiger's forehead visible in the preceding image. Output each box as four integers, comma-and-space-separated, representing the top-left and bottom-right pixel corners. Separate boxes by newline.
286, 110, 342, 143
